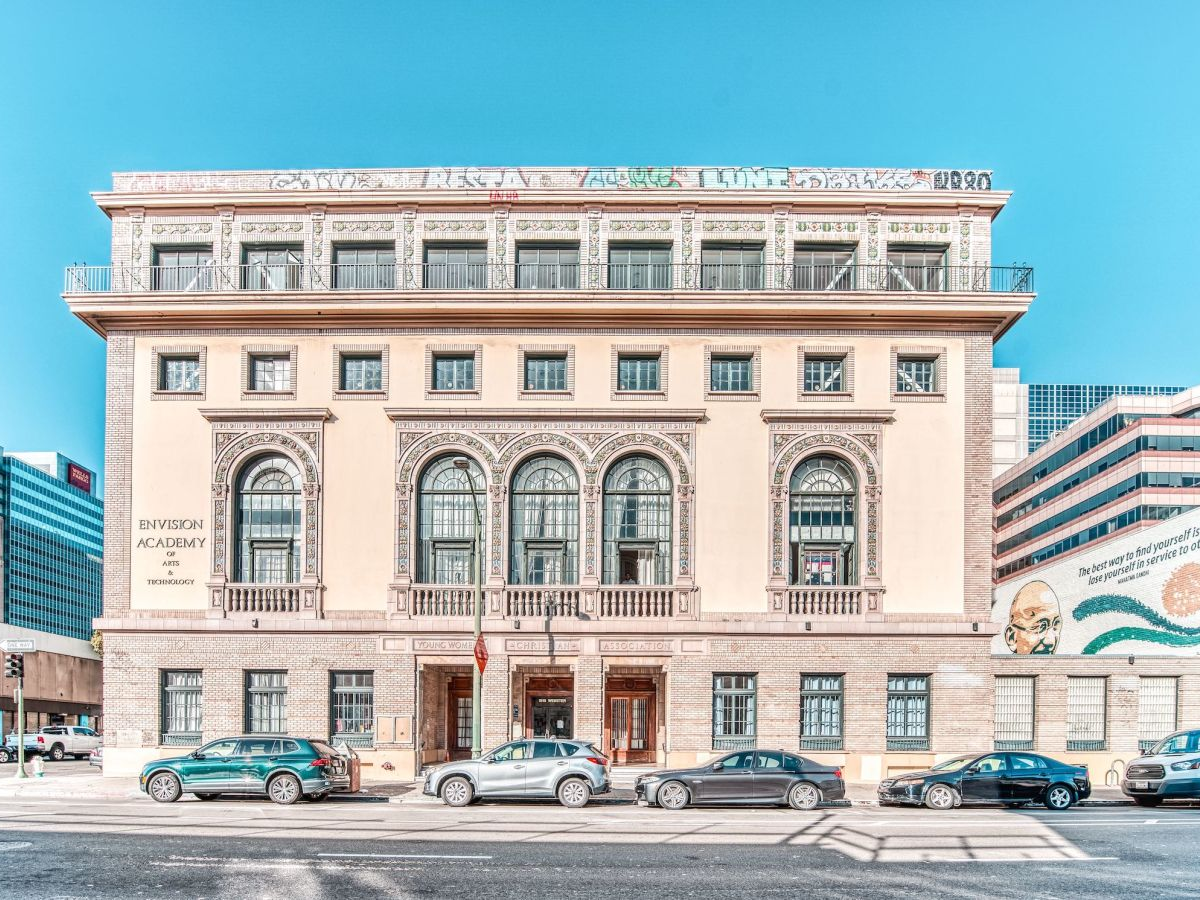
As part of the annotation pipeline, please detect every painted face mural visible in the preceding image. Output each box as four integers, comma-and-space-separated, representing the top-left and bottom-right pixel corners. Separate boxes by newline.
1005, 581, 1063, 655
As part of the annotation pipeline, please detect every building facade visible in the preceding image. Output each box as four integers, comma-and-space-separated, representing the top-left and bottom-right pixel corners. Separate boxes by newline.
992, 386, 1200, 775
0, 449, 104, 733
64, 165, 1035, 780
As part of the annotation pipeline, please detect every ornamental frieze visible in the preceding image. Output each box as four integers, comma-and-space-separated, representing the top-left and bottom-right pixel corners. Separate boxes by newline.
424, 220, 487, 233
240, 222, 303, 234
702, 220, 766, 233
152, 223, 213, 235
331, 220, 396, 232
609, 220, 672, 232
515, 220, 579, 231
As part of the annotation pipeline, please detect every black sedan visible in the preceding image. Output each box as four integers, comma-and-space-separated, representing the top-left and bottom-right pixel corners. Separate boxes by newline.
878, 751, 1091, 810
634, 749, 845, 810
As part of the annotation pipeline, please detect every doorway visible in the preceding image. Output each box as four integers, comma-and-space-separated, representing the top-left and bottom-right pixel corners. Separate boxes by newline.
524, 676, 574, 740
445, 675, 473, 760
604, 677, 657, 764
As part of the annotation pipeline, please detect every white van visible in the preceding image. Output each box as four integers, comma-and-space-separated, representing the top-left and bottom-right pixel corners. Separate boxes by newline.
1122, 728, 1200, 806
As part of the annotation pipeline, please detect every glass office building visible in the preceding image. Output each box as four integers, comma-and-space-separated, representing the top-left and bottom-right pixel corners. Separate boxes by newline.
1026, 383, 1186, 452
0, 448, 103, 641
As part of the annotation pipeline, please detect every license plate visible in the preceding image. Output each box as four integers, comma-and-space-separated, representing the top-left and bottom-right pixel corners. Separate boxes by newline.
1133, 781, 1149, 790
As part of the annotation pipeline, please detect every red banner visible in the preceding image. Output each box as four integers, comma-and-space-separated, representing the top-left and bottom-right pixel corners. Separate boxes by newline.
473, 635, 488, 674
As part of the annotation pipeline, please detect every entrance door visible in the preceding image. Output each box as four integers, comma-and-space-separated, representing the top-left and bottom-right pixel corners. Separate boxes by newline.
529, 696, 573, 739
446, 676, 473, 761
604, 679, 657, 764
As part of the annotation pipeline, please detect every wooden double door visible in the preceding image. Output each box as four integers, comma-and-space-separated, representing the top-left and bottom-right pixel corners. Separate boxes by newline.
445, 676, 473, 761
604, 678, 657, 764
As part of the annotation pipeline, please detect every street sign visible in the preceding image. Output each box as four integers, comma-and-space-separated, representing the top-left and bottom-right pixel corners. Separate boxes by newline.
474, 635, 488, 674
0, 639, 35, 653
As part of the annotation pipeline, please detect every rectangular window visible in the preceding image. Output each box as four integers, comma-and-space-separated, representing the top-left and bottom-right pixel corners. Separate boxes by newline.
245, 671, 287, 734
517, 245, 579, 290
886, 675, 930, 751
712, 673, 757, 750
424, 245, 488, 290
340, 354, 383, 392
159, 355, 201, 393
800, 674, 843, 751
1137, 676, 1178, 751
250, 354, 291, 392
700, 243, 764, 290
710, 356, 754, 393
524, 355, 568, 392
242, 246, 303, 291
1066, 676, 1107, 751
330, 671, 374, 747
803, 356, 846, 393
896, 356, 937, 393
432, 354, 475, 391
794, 244, 855, 291
160, 670, 202, 746
333, 245, 395, 290
153, 246, 213, 291
887, 245, 946, 291
608, 245, 671, 290
994, 676, 1035, 750
617, 355, 661, 392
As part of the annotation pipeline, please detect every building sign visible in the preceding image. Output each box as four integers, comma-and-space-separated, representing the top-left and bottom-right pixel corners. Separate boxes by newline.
993, 507, 1200, 655
66, 463, 92, 494
135, 518, 206, 587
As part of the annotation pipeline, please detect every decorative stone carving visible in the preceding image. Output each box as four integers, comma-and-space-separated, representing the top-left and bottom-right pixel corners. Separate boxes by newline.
610, 220, 672, 232
152, 223, 213, 235
424, 220, 487, 233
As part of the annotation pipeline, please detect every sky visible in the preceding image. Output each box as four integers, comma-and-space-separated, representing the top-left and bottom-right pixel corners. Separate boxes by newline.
2, 0, 1199, 489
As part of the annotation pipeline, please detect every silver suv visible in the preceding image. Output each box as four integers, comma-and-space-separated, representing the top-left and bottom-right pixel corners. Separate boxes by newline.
423, 739, 610, 808
1123, 728, 1200, 806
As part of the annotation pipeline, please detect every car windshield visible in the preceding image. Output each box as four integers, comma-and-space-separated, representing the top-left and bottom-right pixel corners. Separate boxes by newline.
1151, 732, 1200, 755
930, 756, 974, 772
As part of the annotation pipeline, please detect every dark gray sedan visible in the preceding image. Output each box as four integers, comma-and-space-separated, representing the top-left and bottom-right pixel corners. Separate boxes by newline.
634, 749, 845, 810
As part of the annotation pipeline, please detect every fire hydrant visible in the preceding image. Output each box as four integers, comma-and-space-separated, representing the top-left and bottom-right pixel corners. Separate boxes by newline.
30, 755, 45, 778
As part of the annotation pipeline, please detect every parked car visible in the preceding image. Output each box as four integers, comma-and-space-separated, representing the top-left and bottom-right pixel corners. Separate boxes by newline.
878, 751, 1091, 810
140, 736, 351, 805
1123, 728, 1200, 806
635, 749, 845, 810
89, 746, 104, 769
1, 726, 101, 761
423, 738, 610, 808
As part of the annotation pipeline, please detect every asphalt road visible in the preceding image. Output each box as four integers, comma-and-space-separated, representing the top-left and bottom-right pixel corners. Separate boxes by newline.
1, 795, 1198, 899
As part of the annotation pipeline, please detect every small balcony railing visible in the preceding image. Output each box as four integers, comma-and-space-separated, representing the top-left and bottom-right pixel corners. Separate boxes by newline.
713, 735, 757, 751
886, 737, 930, 752
787, 587, 865, 616
224, 584, 302, 614
598, 587, 675, 618
411, 586, 476, 617
504, 587, 582, 618
64, 263, 1034, 295
160, 732, 202, 747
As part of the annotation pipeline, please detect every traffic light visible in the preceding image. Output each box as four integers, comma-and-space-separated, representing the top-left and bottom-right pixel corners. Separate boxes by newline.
3, 654, 22, 679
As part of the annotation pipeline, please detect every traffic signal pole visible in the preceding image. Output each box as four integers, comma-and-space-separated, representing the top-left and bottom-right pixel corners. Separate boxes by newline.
15, 671, 26, 779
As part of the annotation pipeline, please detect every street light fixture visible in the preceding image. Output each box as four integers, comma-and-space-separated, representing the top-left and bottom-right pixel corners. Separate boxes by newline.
453, 457, 484, 759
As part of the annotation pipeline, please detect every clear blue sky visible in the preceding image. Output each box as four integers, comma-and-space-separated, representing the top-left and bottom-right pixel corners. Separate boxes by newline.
3, 0, 1198, 488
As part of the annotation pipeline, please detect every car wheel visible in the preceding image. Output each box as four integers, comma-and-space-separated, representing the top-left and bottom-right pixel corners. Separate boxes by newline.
147, 772, 182, 803
556, 778, 590, 809
49, 744, 66, 762
657, 780, 689, 811
1133, 796, 1163, 807
267, 773, 302, 806
924, 784, 959, 810
441, 776, 474, 808
193, 793, 221, 801
788, 782, 822, 811
0, 749, 10, 764
1044, 784, 1074, 810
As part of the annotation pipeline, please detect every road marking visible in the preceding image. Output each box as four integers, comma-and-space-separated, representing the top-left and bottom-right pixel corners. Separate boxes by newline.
318, 852, 493, 860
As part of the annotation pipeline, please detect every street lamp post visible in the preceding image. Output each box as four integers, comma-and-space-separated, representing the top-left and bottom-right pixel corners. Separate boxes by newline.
454, 458, 484, 759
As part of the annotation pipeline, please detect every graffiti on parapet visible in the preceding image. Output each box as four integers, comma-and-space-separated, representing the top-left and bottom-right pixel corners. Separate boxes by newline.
698, 167, 791, 189
268, 170, 386, 191
581, 167, 683, 189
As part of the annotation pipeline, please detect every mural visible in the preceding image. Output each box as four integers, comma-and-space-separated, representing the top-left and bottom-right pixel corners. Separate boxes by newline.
993, 507, 1200, 655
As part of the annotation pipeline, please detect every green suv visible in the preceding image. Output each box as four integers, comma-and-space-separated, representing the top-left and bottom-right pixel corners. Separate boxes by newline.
140, 736, 349, 805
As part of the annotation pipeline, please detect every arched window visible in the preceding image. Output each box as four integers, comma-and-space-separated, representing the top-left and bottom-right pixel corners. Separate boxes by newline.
417, 455, 486, 584
509, 455, 579, 585
602, 455, 672, 585
236, 455, 302, 583
789, 456, 857, 586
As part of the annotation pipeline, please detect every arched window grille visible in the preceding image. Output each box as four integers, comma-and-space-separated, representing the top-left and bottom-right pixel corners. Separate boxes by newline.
509, 455, 579, 585
235, 455, 302, 583
417, 455, 486, 584
789, 456, 857, 586
602, 455, 672, 585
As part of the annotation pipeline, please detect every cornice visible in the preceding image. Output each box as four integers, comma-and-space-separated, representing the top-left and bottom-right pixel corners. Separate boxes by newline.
200, 407, 333, 422
761, 408, 896, 424
386, 407, 706, 423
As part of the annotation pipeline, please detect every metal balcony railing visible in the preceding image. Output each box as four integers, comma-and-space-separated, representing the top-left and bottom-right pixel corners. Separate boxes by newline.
712, 736, 757, 751
64, 263, 1034, 294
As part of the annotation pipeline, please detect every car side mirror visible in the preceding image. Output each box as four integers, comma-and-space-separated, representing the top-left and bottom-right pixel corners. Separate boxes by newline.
965, 766, 980, 775
710, 761, 724, 772
191, 752, 205, 760
1139, 748, 1148, 756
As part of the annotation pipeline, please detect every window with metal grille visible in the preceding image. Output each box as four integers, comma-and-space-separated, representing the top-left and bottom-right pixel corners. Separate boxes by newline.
159, 355, 201, 392
794, 245, 855, 291
601, 455, 672, 585
803, 356, 846, 393
249, 354, 291, 392
886, 245, 946, 291
245, 671, 287, 734
333, 244, 395, 290
800, 674, 843, 751
425, 245, 488, 289
886, 675, 930, 751
235, 455, 301, 583
516, 245, 579, 289
710, 356, 754, 393
432, 355, 475, 391
896, 356, 937, 393
340, 354, 383, 392
524, 355, 568, 392
700, 244, 763, 290
994, 676, 1035, 750
330, 671, 374, 747
417, 455, 485, 584
789, 457, 856, 585
242, 246, 303, 291
153, 246, 213, 291
161, 670, 202, 746
608, 245, 672, 290
1138, 676, 1178, 751
617, 355, 661, 392
713, 674, 756, 750
1066, 676, 1107, 750
509, 455, 579, 585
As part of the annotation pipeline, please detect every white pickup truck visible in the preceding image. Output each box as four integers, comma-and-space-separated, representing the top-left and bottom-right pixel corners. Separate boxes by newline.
1, 725, 101, 761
